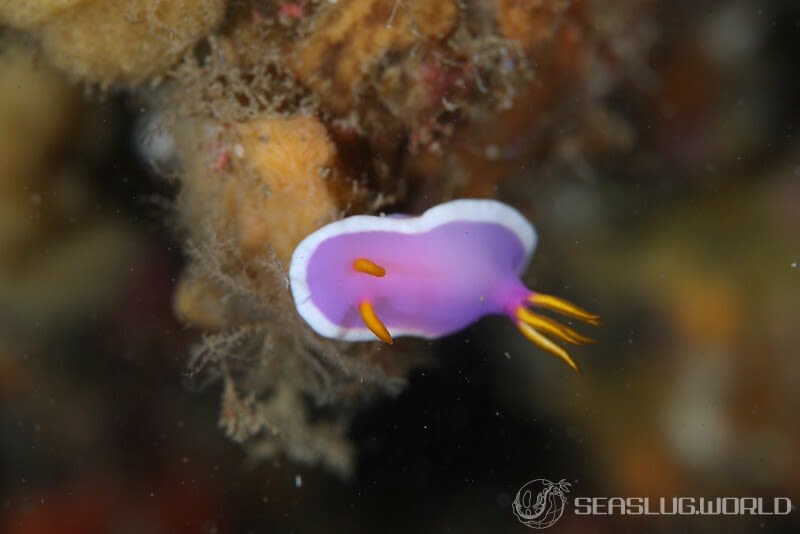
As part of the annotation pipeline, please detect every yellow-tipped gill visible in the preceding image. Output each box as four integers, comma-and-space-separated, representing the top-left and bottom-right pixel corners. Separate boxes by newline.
515, 293, 599, 372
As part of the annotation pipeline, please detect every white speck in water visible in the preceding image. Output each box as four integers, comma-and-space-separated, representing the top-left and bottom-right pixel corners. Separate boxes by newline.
295, 475, 302, 488
791, 261, 798, 269
504, 351, 511, 359
182, 457, 188, 464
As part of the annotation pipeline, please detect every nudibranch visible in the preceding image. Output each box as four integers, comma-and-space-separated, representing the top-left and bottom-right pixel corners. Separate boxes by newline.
289, 199, 598, 372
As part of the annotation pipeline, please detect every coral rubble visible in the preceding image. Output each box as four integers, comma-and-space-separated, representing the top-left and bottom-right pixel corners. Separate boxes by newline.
1, 0, 225, 86
2, 0, 655, 474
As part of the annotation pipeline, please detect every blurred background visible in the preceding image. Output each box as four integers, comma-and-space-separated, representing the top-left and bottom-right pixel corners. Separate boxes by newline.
1, 0, 799, 532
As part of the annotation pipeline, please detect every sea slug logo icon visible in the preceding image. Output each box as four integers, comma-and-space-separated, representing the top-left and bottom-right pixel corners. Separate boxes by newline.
512, 478, 571, 529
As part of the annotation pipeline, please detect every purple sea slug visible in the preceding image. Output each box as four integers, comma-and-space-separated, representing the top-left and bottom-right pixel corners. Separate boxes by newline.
289, 199, 598, 371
